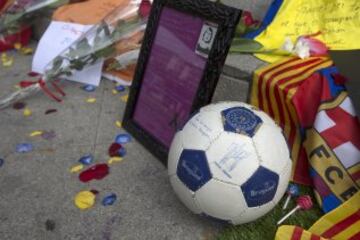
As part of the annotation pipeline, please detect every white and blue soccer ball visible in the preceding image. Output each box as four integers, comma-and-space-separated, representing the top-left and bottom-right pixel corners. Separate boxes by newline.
168, 102, 292, 225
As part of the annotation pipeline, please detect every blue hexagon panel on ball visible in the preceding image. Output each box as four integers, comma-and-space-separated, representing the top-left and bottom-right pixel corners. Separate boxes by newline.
241, 166, 279, 207
221, 107, 262, 137
176, 149, 212, 192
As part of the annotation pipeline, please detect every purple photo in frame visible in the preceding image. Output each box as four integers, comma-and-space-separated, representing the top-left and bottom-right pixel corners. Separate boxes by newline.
133, 7, 217, 147
123, 0, 241, 164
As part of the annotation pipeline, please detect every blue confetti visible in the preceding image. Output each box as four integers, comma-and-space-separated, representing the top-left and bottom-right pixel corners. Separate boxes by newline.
115, 134, 132, 144
102, 193, 117, 206
118, 147, 126, 157
82, 85, 96, 92
115, 85, 125, 92
16, 143, 33, 153
0, 158, 4, 167
78, 154, 94, 165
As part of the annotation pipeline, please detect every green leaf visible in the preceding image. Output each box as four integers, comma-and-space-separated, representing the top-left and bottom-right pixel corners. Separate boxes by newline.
230, 38, 264, 53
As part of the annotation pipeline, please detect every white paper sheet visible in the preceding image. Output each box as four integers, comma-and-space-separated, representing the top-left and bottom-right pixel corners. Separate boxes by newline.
32, 21, 104, 86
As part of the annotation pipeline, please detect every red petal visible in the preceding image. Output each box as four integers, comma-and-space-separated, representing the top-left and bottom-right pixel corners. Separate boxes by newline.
139, 0, 152, 18
79, 164, 109, 182
108, 142, 123, 157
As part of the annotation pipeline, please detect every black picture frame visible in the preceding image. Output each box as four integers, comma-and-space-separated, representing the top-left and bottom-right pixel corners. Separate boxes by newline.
123, 0, 241, 165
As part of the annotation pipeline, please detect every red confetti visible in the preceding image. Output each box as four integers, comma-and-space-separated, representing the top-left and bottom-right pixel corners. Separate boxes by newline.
79, 164, 109, 183
90, 189, 99, 195
27, 71, 40, 77
108, 142, 123, 157
45, 109, 57, 115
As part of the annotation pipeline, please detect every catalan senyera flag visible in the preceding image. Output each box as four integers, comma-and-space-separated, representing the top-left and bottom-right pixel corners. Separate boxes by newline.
251, 56, 333, 185
275, 225, 328, 240
275, 192, 360, 240
309, 191, 360, 240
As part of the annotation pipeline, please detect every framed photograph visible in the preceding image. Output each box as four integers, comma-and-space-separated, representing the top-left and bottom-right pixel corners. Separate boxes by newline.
123, 0, 241, 164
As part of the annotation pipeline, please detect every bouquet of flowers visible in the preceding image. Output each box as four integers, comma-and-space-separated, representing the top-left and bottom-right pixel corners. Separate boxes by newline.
0, 0, 149, 109
0, 0, 69, 35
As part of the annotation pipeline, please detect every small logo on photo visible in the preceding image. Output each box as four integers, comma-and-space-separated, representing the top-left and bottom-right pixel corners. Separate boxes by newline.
195, 22, 218, 58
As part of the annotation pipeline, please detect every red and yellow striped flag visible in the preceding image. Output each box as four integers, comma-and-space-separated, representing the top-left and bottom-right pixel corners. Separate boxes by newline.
251, 56, 333, 184
275, 226, 328, 240
275, 192, 360, 240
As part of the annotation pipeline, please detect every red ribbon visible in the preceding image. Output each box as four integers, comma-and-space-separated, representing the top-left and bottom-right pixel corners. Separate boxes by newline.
19, 79, 66, 102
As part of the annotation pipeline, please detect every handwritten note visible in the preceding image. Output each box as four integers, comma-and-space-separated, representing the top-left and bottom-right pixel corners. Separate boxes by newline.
253, 0, 360, 63
32, 21, 104, 86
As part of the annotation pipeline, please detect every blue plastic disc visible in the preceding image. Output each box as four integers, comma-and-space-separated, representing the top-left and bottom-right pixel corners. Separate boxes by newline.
78, 154, 94, 165
16, 143, 33, 153
115, 85, 125, 92
0, 158, 4, 167
115, 133, 132, 144
118, 147, 126, 157
102, 193, 117, 206
82, 85, 96, 92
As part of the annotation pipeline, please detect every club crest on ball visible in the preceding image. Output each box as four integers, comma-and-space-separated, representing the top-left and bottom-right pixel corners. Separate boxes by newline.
221, 107, 262, 137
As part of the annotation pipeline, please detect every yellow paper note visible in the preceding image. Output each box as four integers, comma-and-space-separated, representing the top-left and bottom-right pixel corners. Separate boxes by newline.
254, 1, 360, 62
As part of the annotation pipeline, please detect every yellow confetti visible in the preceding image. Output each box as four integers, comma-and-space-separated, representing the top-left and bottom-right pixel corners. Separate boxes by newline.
115, 121, 122, 128
23, 108, 32, 117
108, 157, 123, 165
86, 98, 96, 103
112, 89, 118, 95
120, 94, 129, 102
14, 43, 22, 50
70, 164, 84, 173
14, 84, 21, 90
30, 131, 43, 137
74, 191, 95, 210
20, 47, 33, 55
1, 53, 14, 67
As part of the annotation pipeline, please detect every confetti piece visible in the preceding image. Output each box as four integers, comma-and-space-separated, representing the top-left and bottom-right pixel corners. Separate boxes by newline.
2, 55, 14, 67
115, 121, 122, 128
28, 71, 40, 77
102, 193, 117, 206
112, 89, 118, 95
82, 85, 96, 92
14, 43, 22, 50
78, 154, 94, 165
115, 133, 132, 144
79, 164, 109, 183
45, 109, 57, 115
20, 47, 33, 55
41, 130, 56, 140
108, 143, 122, 157
86, 98, 97, 103
13, 102, 26, 110
23, 108, 32, 117
90, 189, 99, 195
115, 85, 126, 92
120, 95, 128, 102
74, 191, 96, 210
70, 164, 84, 173
108, 157, 123, 165
0, 158, 4, 167
30, 131, 43, 137
16, 143, 33, 153
14, 85, 21, 90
